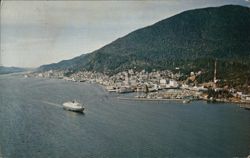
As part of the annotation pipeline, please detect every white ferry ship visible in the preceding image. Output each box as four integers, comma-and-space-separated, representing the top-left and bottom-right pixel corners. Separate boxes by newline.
63, 100, 85, 113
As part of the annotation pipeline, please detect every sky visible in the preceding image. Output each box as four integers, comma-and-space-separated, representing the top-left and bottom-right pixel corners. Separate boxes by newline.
1, 0, 250, 68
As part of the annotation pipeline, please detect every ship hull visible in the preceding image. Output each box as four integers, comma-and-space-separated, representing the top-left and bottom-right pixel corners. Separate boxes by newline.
63, 106, 84, 113
63, 102, 85, 113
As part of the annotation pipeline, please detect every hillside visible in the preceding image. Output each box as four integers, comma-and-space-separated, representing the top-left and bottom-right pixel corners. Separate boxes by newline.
39, 5, 250, 87
39, 54, 87, 71
0, 66, 26, 75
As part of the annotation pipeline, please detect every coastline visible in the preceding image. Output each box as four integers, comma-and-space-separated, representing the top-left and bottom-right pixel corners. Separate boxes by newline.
117, 96, 250, 109
117, 96, 184, 102
89, 82, 250, 109
22, 74, 250, 110
1, 74, 250, 157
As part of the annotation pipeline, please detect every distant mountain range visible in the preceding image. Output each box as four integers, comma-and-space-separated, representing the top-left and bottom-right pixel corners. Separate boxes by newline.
39, 5, 250, 86
0, 66, 26, 75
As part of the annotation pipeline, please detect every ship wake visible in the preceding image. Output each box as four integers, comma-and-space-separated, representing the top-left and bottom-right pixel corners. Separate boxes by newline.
42, 101, 61, 108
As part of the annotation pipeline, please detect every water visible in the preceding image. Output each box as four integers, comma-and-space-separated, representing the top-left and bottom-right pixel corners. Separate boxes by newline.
0, 74, 250, 158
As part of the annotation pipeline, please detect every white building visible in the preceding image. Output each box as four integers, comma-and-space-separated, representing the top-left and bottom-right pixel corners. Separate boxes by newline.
167, 80, 179, 88
38, 73, 43, 77
160, 79, 166, 85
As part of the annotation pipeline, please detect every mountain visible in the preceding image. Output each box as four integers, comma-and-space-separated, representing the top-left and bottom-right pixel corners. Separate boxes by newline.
39, 54, 87, 71
39, 5, 250, 86
0, 66, 26, 75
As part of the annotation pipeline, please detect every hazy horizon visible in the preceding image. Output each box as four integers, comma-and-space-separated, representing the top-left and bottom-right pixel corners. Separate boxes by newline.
1, 0, 250, 68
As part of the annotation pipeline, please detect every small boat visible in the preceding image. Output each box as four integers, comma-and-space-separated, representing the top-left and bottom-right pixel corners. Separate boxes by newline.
244, 107, 250, 110
117, 86, 134, 93
63, 100, 85, 113
183, 99, 191, 104
241, 105, 250, 111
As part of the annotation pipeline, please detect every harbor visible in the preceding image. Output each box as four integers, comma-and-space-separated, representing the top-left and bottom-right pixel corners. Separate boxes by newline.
1, 74, 250, 158
1, 2, 250, 158
27, 67, 250, 110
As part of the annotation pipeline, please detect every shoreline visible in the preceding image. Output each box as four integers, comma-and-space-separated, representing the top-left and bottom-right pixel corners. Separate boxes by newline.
117, 96, 250, 109
21, 75, 250, 109
118, 97, 188, 102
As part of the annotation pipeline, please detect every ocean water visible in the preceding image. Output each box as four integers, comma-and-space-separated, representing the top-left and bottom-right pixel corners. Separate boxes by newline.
0, 74, 249, 158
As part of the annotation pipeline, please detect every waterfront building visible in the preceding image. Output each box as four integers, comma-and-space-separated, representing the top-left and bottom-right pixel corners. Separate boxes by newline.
167, 80, 179, 88
160, 79, 167, 86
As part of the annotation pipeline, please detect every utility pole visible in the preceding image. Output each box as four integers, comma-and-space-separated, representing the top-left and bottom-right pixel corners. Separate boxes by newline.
213, 59, 217, 89
214, 59, 217, 84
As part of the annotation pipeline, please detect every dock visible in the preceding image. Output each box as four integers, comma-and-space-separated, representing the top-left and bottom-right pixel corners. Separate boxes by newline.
117, 97, 183, 102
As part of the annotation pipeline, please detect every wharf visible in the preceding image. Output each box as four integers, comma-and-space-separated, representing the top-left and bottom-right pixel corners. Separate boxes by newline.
117, 97, 183, 102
